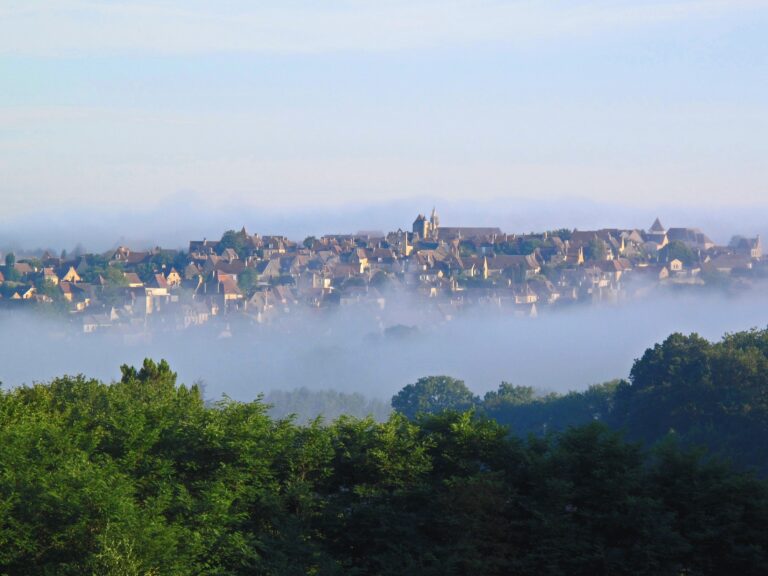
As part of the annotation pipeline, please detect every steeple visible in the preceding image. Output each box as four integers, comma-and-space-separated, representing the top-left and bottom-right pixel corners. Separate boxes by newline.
429, 206, 440, 240
649, 218, 666, 234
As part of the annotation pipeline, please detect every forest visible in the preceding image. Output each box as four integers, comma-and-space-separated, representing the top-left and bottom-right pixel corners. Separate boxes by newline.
2, 329, 768, 575
395, 328, 768, 475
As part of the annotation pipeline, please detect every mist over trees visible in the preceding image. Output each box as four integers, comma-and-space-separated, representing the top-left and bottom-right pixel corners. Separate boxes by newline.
264, 387, 391, 423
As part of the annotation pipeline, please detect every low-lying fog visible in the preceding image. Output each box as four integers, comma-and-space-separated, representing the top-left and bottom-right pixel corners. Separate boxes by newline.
2, 288, 767, 401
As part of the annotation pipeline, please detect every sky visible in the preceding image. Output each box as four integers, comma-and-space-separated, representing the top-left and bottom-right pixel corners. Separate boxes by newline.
1, 1, 767, 240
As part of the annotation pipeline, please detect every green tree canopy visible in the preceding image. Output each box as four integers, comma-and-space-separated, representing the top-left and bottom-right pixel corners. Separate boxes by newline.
217, 229, 250, 258
1, 355, 768, 574
664, 240, 695, 266
586, 238, 608, 261
391, 375, 478, 419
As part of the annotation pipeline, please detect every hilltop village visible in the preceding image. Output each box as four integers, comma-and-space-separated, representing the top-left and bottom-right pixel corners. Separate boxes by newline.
0, 211, 764, 334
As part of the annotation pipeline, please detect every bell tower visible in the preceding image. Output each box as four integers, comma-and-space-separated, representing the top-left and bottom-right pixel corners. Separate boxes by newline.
429, 207, 440, 240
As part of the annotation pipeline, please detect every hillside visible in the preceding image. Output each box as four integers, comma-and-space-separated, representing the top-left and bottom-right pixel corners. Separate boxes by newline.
2, 343, 768, 574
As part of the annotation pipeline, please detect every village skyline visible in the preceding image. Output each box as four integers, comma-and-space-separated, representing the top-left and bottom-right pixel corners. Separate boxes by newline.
0, 209, 764, 337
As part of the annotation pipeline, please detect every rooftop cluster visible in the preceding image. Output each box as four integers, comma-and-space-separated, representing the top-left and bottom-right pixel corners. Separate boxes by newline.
0, 212, 763, 334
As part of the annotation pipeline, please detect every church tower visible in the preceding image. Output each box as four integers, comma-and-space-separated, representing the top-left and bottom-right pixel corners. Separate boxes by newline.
412, 214, 429, 240
429, 207, 440, 240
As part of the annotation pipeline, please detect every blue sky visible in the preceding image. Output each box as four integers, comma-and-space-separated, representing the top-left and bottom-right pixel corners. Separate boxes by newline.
1, 0, 767, 224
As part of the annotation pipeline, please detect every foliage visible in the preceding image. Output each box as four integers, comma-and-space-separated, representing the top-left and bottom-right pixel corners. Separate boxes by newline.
237, 267, 260, 296
478, 380, 621, 436
548, 228, 573, 241
3, 329, 768, 573
394, 329, 768, 475
2, 252, 20, 282
497, 238, 542, 256
663, 240, 695, 266
585, 238, 608, 261
217, 229, 250, 259
391, 376, 478, 420
79, 260, 127, 286
1, 362, 768, 574
615, 330, 768, 471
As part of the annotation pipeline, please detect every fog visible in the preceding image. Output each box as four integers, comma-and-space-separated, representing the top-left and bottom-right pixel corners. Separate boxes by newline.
1, 197, 767, 254
2, 287, 767, 401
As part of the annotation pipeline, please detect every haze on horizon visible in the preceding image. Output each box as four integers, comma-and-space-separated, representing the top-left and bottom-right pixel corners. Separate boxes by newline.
1, 0, 767, 222
2, 287, 768, 403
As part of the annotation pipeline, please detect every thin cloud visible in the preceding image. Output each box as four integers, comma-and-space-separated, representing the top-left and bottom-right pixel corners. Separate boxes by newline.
1, 0, 766, 57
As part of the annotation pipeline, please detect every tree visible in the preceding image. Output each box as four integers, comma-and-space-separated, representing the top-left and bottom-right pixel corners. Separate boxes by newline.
391, 376, 477, 420
483, 382, 535, 407
586, 238, 607, 261
237, 267, 260, 296
2, 356, 768, 574
664, 240, 694, 266
370, 271, 392, 289
217, 229, 249, 259
2, 252, 20, 282
549, 228, 573, 241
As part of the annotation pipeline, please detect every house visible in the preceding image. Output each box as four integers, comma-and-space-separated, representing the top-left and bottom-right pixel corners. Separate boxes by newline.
529, 279, 561, 304
217, 273, 244, 304
82, 313, 112, 333
255, 258, 282, 281
41, 267, 59, 285
271, 285, 298, 310
669, 259, 684, 273
467, 254, 541, 280
124, 272, 144, 288
565, 244, 585, 265
667, 228, 715, 251
124, 251, 152, 267
221, 247, 240, 262
146, 274, 169, 297
59, 281, 73, 302
412, 214, 430, 240
597, 259, 629, 282
60, 281, 91, 309
644, 218, 669, 250
703, 254, 753, 274
166, 268, 182, 287
347, 248, 370, 274
184, 262, 202, 280
189, 239, 220, 257
14, 262, 34, 277
109, 246, 131, 262
730, 236, 762, 260
437, 226, 502, 240
513, 284, 538, 305
262, 237, 288, 258
179, 303, 211, 328
634, 265, 670, 282
60, 266, 82, 283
